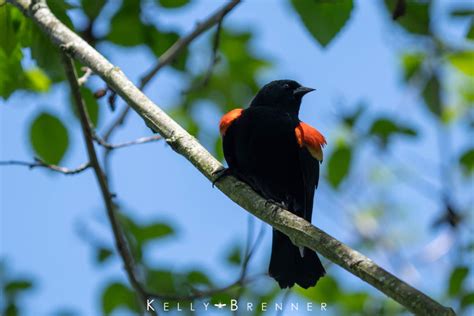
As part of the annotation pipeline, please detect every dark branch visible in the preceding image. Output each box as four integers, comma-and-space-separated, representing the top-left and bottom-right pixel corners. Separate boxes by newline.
60, 51, 156, 316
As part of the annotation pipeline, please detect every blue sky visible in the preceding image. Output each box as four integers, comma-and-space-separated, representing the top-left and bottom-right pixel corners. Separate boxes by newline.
1, 0, 472, 315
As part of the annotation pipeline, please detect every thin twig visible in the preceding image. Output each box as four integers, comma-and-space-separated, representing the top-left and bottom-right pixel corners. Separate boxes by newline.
184, 12, 225, 94
60, 51, 156, 316
93, 133, 162, 150
12, 1, 455, 314
0, 158, 90, 175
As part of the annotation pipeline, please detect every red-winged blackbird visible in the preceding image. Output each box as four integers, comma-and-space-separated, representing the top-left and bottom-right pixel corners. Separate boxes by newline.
218, 80, 326, 289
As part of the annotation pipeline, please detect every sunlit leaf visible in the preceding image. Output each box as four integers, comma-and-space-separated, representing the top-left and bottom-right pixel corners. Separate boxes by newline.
384, 0, 431, 35
30, 112, 69, 165
448, 266, 469, 296
0, 46, 23, 99
327, 143, 352, 188
401, 52, 424, 81
449, 51, 474, 76
24, 68, 51, 93
101, 282, 139, 315
460, 148, 474, 175
422, 75, 442, 116
291, 0, 354, 47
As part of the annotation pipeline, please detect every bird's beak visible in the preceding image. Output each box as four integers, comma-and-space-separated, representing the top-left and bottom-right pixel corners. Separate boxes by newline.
293, 86, 315, 97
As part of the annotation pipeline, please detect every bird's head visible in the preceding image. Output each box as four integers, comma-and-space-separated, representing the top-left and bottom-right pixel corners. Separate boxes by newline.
249, 80, 315, 116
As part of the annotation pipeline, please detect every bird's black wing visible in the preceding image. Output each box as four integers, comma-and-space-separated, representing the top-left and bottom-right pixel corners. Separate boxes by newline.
297, 141, 320, 223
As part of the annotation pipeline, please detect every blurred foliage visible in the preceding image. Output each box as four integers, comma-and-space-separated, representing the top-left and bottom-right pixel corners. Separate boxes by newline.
0, 260, 35, 316
290, 0, 354, 47
1, 0, 473, 315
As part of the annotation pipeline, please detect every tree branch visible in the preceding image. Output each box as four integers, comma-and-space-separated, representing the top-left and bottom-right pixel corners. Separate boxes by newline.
93, 133, 162, 150
59, 50, 155, 316
10, 0, 455, 315
0, 158, 90, 175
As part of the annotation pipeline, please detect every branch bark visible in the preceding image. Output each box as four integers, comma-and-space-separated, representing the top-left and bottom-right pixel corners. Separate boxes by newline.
9, 0, 455, 315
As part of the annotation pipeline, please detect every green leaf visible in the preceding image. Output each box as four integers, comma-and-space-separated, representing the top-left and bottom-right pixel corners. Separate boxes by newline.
101, 282, 139, 315
290, 0, 353, 47
451, 9, 474, 17
401, 52, 425, 81
0, 46, 23, 99
384, 0, 431, 35
144, 26, 187, 71
422, 75, 442, 116
30, 26, 64, 82
24, 68, 51, 93
48, 0, 74, 29
81, 0, 106, 19
449, 51, 474, 76
0, 4, 21, 56
107, 1, 144, 46
96, 248, 113, 263
186, 270, 212, 286
5, 280, 33, 296
146, 270, 176, 294
448, 266, 469, 296
135, 222, 175, 245
460, 148, 474, 175
295, 275, 341, 303
157, 0, 189, 9
467, 22, 474, 40
369, 118, 417, 146
340, 292, 369, 312
327, 144, 352, 188
69, 87, 100, 127
214, 136, 224, 162
226, 245, 242, 266
29, 112, 69, 165
461, 292, 474, 309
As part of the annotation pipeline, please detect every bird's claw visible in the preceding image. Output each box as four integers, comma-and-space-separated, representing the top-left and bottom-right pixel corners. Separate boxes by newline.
212, 168, 231, 187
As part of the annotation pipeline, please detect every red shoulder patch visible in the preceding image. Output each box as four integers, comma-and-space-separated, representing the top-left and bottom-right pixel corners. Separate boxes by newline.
219, 108, 243, 136
295, 122, 327, 161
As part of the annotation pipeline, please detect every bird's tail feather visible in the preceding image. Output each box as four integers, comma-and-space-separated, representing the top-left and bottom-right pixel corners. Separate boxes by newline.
269, 230, 325, 289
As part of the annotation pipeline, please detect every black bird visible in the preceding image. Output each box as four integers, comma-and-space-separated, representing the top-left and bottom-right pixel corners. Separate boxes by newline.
218, 80, 326, 289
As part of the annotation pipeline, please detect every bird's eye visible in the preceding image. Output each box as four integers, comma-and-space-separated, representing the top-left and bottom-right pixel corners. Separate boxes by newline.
282, 83, 290, 89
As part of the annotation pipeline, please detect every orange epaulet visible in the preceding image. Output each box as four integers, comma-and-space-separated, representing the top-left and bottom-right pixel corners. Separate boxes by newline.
219, 108, 243, 136
294, 121, 326, 161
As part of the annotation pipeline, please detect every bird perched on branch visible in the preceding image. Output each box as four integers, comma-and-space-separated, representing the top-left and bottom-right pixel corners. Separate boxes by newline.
217, 80, 326, 289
